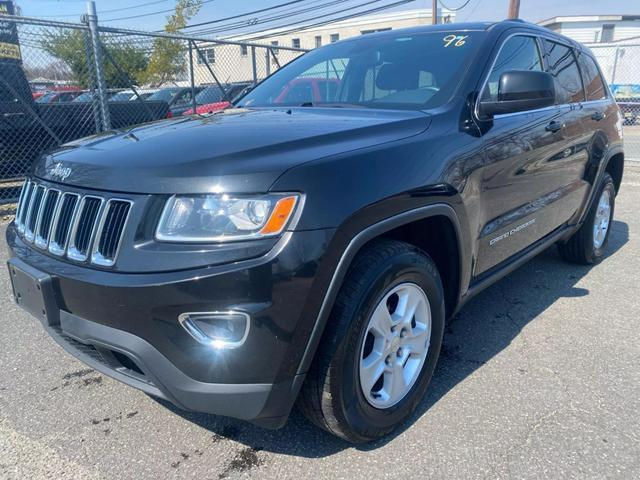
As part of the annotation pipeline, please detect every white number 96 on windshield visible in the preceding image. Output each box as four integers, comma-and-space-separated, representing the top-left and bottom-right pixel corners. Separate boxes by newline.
443, 34, 469, 47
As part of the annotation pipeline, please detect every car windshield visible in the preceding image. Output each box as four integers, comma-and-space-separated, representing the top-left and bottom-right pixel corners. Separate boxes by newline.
109, 91, 133, 102
238, 30, 486, 110
72, 92, 93, 102
36, 93, 56, 103
148, 88, 180, 102
195, 86, 225, 104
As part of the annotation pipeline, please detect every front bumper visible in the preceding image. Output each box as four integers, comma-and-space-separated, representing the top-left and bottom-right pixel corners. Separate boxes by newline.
6, 223, 335, 427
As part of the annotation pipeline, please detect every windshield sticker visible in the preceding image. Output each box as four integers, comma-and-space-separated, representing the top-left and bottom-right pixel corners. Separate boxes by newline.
443, 34, 468, 48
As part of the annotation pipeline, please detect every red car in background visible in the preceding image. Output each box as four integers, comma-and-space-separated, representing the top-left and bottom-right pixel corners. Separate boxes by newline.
181, 83, 250, 115
273, 77, 340, 104
182, 78, 340, 115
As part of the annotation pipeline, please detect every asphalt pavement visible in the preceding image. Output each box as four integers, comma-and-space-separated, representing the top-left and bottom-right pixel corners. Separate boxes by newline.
0, 167, 639, 479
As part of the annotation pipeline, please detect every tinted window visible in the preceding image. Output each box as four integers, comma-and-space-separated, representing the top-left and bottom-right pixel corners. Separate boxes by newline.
483, 36, 542, 102
195, 87, 224, 104
73, 92, 93, 102
36, 93, 56, 103
544, 40, 584, 104
578, 53, 607, 101
148, 88, 180, 102
238, 31, 486, 110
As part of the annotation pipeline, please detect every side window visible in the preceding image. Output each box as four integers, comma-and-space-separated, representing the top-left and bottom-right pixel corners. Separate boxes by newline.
483, 36, 542, 102
173, 91, 192, 105
578, 53, 607, 101
543, 40, 584, 104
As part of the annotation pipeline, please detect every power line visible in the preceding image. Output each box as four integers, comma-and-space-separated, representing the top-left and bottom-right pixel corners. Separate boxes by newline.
187, 0, 366, 37
178, 0, 308, 31
38, 0, 173, 18
101, 0, 219, 23
232, 0, 417, 42
461, 0, 484, 21
438, 0, 473, 12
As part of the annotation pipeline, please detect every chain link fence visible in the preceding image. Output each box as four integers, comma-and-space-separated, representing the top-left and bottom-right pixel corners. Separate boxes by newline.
1, 11, 639, 204
587, 42, 640, 162
0, 12, 306, 204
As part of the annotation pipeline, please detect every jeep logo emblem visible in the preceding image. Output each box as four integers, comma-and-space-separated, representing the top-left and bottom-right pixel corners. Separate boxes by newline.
49, 163, 72, 182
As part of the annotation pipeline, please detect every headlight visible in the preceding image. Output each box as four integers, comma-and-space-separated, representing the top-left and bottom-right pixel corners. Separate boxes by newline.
156, 193, 301, 242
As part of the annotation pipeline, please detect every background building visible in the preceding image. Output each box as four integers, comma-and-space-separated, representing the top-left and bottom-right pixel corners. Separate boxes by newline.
191, 8, 455, 85
538, 15, 640, 43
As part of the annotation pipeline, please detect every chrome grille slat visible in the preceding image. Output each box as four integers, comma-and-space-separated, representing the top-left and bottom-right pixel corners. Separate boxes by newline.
35, 189, 61, 249
16, 181, 132, 267
18, 181, 35, 233
49, 193, 80, 256
67, 196, 103, 262
92, 199, 132, 267
25, 185, 46, 241
15, 181, 30, 230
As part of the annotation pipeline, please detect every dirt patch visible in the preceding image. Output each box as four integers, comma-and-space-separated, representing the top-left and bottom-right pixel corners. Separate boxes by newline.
218, 446, 264, 479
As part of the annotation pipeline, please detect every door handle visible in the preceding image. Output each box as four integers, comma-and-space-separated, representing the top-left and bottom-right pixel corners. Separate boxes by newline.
2, 112, 25, 118
591, 111, 605, 121
545, 121, 563, 133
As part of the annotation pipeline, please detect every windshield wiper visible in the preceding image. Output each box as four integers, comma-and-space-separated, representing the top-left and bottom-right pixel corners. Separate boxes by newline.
297, 102, 366, 109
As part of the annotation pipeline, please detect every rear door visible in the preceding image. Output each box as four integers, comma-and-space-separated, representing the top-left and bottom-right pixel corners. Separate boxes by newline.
475, 34, 569, 274
539, 39, 592, 219
575, 50, 617, 187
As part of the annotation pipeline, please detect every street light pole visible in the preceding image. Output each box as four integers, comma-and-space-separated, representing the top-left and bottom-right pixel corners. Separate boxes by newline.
508, 0, 521, 19
432, 0, 437, 24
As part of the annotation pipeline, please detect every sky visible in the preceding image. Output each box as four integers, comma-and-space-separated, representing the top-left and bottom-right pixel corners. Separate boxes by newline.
14, 0, 640, 35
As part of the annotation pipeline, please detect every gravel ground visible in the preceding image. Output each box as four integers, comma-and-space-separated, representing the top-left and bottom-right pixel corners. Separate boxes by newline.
0, 169, 638, 480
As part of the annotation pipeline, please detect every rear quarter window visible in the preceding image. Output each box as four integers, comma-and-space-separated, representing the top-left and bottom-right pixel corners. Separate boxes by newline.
578, 53, 607, 101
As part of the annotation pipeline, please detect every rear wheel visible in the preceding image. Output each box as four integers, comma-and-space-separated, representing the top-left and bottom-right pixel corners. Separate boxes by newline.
298, 239, 445, 443
558, 172, 615, 264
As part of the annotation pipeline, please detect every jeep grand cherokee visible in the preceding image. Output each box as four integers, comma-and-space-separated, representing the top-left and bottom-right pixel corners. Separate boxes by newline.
6, 20, 624, 442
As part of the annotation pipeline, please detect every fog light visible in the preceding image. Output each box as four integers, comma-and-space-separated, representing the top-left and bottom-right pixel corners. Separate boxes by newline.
178, 311, 250, 348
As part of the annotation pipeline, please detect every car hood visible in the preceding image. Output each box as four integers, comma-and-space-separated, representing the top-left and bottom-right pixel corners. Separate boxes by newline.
34, 107, 431, 194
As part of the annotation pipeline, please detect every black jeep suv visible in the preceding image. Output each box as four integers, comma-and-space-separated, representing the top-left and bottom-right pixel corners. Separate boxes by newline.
6, 21, 624, 443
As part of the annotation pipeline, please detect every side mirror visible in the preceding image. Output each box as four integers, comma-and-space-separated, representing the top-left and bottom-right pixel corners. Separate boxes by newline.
479, 70, 555, 118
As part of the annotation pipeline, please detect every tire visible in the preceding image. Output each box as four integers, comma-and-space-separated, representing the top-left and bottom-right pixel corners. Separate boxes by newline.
298, 239, 445, 443
558, 172, 616, 265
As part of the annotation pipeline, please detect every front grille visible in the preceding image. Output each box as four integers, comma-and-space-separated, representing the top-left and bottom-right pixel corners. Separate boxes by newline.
14, 180, 133, 267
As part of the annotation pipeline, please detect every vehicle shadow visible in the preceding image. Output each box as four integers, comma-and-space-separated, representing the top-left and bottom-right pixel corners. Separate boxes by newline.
157, 220, 629, 457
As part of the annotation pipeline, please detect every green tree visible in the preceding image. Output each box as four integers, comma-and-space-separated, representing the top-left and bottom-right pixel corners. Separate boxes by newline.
41, 29, 148, 88
142, 0, 202, 87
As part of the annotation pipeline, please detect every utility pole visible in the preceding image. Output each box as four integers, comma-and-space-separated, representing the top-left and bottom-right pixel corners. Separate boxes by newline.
432, 0, 437, 24
508, 0, 521, 19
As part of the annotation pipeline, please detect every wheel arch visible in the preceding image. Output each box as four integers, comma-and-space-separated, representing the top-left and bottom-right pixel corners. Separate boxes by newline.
296, 203, 464, 376
605, 151, 624, 195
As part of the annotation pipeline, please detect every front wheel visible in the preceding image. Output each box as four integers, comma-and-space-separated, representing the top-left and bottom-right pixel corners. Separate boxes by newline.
558, 172, 616, 264
298, 239, 445, 443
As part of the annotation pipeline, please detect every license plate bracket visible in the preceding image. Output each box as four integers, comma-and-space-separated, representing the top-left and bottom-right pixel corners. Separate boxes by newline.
8, 259, 60, 326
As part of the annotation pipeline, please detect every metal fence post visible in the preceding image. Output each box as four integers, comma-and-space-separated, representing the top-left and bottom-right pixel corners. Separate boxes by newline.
86, 0, 111, 131
189, 40, 197, 113
265, 47, 271, 77
82, 29, 102, 134
251, 46, 258, 84
611, 47, 620, 85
